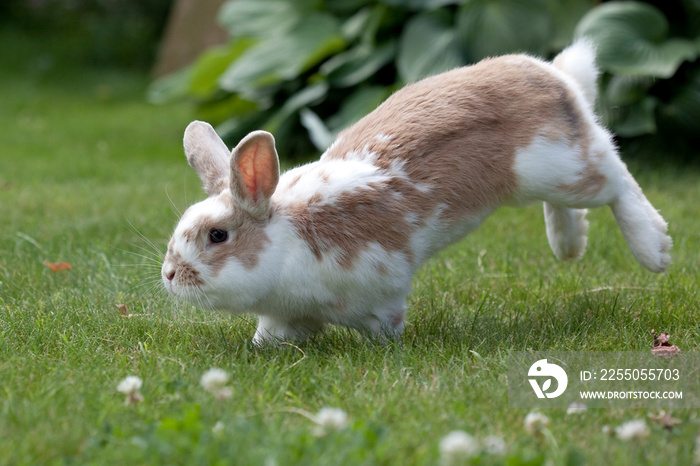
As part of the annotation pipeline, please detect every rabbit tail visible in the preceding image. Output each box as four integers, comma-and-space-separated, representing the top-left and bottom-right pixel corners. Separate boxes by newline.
553, 38, 600, 106
539, 40, 672, 271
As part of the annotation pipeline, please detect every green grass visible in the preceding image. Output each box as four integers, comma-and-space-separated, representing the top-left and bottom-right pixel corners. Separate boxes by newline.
1, 27, 700, 465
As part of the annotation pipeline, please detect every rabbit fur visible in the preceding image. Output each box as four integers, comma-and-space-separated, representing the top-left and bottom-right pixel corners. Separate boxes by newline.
162, 40, 672, 345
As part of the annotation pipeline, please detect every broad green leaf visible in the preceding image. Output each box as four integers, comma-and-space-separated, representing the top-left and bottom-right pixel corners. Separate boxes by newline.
218, 0, 319, 37
575, 2, 699, 78
397, 12, 464, 83
341, 7, 375, 41
457, 0, 552, 61
264, 82, 329, 133
218, 37, 290, 97
327, 85, 392, 132
189, 38, 256, 98
658, 70, 700, 135
196, 94, 259, 125
379, 0, 463, 10
218, 13, 346, 96
326, 0, 374, 16
321, 41, 397, 88
300, 108, 335, 150
341, 5, 387, 44
217, 109, 277, 146
147, 67, 191, 105
600, 93, 658, 138
613, 97, 658, 137
549, 0, 596, 50
604, 75, 655, 107
597, 73, 658, 137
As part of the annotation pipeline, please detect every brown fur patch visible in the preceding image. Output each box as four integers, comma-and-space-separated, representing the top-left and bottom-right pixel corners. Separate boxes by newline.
558, 157, 607, 198
169, 251, 205, 287
183, 194, 271, 274
376, 262, 389, 276
287, 182, 415, 268
389, 308, 405, 328
181, 227, 198, 243
214, 222, 270, 272
308, 193, 323, 205
288, 173, 303, 189
287, 55, 592, 267
318, 170, 331, 183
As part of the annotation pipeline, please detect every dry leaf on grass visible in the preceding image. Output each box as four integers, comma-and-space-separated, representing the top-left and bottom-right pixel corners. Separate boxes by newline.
650, 329, 681, 358
649, 411, 681, 431
115, 303, 149, 319
43, 262, 72, 272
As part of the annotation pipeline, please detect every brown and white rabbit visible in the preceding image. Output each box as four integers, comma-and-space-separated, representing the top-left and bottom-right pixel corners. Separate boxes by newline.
162, 40, 671, 345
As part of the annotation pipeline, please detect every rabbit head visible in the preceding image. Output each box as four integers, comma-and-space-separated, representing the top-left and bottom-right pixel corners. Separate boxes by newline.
161, 121, 282, 312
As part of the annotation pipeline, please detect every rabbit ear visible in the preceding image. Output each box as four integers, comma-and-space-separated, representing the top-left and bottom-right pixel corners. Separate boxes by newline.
230, 131, 280, 220
183, 121, 230, 196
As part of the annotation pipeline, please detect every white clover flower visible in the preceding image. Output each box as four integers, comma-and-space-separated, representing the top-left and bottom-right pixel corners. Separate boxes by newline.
200, 368, 232, 400
117, 375, 142, 393
524, 411, 550, 434
482, 435, 507, 456
439, 430, 480, 465
216, 386, 234, 400
212, 421, 225, 437
615, 419, 650, 441
313, 407, 349, 436
566, 402, 587, 414
116, 375, 143, 405
200, 368, 229, 391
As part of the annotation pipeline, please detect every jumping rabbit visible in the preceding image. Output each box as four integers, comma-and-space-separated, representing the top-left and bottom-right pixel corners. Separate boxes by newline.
162, 40, 672, 345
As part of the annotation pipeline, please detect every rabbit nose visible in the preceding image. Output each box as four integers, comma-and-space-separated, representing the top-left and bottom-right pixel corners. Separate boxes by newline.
165, 269, 176, 281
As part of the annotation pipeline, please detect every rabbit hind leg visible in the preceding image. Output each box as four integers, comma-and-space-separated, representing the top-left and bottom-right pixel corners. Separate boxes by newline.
513, 129, 670, 272
534, 138, 670, 272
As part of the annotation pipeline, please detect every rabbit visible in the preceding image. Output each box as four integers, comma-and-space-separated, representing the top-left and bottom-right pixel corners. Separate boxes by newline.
162, 40, 672, 345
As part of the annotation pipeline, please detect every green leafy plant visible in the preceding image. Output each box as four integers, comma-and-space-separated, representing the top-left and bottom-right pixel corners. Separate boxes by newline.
576, 1, 700, 160
150, 0, 594, 158
151, 0, 700, 162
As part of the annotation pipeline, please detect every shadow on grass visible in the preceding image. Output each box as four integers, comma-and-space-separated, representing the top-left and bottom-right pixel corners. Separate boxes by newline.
222, 290, 657, 367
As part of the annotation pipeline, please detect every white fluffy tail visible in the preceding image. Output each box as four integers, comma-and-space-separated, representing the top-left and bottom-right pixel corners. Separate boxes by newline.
553, 39, 599, 106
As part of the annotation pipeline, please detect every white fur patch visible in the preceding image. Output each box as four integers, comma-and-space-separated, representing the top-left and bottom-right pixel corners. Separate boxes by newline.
512, 135, 587, 202
171, 196, 229, 255
275, 159, 391, 207
409, 205, 494, 265
250, 220, 413, 331
207, 218, 287, 310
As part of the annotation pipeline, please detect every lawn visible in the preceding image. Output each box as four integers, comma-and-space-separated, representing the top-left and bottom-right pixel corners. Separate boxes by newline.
1, 27, 699, 465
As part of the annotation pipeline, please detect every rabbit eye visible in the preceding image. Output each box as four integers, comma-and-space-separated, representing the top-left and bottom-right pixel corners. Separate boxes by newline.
209, 229, 228, 244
